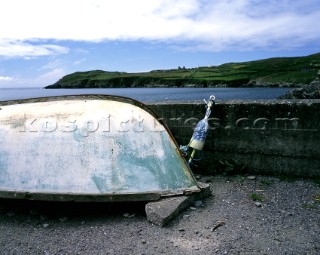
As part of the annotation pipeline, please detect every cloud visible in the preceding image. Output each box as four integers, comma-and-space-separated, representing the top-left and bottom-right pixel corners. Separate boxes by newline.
0, 0, 198, 41
73, 58, 86, 65
0, 69, 65, 87
176, 0, 320, 51
0, 40, 69, 58
0, 0, 320, 55
0, 76, 13, 81
36, 68, 66, 85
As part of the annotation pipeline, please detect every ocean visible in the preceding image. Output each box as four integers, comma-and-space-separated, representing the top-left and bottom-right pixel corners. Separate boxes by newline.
0, 87, 292, 103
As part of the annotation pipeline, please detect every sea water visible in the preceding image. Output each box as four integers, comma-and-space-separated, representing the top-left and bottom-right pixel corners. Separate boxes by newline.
0, 87, 292, 103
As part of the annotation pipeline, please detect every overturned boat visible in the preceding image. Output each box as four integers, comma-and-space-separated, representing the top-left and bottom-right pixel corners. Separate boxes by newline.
0, 95, 200, 202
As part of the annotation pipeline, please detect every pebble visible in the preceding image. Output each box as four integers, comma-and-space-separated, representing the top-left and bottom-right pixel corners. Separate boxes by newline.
183, 214, 190, 220
189, 206, 197, 211
247, 176, 256, 180
201, 176, 212, 183
123, 213, 135, 218
29, 209, 39, 215
7, 211, 15, 217
194, 200, 203, 207
59, 216, 69, 222
43, 223, 50, 228
255, 202, 262, 207
40, 215, 48, 221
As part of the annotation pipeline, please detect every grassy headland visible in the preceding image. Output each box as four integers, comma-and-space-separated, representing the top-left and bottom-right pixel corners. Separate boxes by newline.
45, 53, 320, 89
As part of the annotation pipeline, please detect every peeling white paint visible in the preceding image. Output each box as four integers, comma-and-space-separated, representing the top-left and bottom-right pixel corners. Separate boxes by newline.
0, 98, 198, 199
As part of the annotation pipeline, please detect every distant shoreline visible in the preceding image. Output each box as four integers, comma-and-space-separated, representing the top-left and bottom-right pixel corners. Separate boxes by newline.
44, 53, 320, 89
44, 83, 300, 89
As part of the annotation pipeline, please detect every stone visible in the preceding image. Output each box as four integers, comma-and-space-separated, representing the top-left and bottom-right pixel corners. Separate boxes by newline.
40, 215, 48, 221
201, 176, 212, 183
197, 182, 211, 198
59, 216, 68, 222
43, 223, 50, 228
123, 213, 135, 218
255, 202, 262, 207
183, 214, 190, 220
123, 213, 130, 218
145, 181, 212, 226
6, 211, 15, 217
29, 209, 39, 215
247, 176, 256, 180
146, 196, 194, 226
194, 200, 203, 207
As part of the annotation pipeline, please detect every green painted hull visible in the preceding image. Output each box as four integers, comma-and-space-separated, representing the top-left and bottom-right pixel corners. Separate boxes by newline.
0, 95, 199, 201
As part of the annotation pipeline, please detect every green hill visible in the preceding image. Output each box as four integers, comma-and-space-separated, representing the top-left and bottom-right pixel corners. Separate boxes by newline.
45, 53, 320, 89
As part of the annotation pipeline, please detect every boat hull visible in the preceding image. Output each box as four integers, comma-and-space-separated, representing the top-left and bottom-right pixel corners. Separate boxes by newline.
0, 95, 199, 201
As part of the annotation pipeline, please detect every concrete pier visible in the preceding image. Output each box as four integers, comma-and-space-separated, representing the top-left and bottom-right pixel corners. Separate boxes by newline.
148, 99, 320, 178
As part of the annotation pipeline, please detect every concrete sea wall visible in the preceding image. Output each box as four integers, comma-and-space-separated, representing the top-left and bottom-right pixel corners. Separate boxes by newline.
148, 100, 320, 178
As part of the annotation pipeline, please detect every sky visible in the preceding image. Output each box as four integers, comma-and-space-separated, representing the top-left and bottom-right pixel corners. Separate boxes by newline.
0, 0, 320, 88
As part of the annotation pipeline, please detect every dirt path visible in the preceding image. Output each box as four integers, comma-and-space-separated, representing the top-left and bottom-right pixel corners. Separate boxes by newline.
0, 175, 319, 255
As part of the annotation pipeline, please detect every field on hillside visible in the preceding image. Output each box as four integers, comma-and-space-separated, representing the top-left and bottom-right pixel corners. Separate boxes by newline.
46, 53, 320, 88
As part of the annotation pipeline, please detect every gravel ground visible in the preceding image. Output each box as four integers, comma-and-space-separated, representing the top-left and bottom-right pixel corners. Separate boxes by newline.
0, 175, 319, 255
